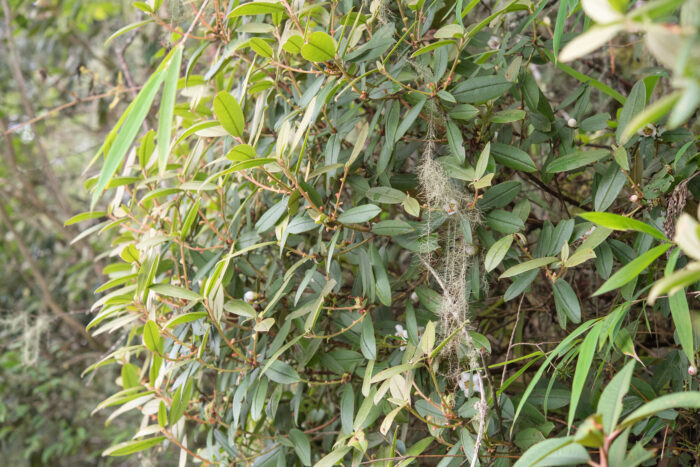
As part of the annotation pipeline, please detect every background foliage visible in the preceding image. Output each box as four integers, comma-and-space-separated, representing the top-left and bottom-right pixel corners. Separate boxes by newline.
3, 0, 700, 466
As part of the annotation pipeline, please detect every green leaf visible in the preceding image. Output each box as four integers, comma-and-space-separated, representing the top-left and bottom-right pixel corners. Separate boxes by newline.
337, 204, 381, 224
102, 436, 166, 456
553, 279, 581, 324
158, 45, 182, 174
411, 39, 456, 57
340, 384, 354, 434
213, 91, 245, 137
453, 75, 512, 103
150, 284, 201, 301
104, 19, 154, 47
666, 250, 696, 365
301, 31, 336, 62
370, 363, 419, 384
315, 447, 351, 467
164, 312, 208, 329
265, 360, 301, 384
489, 109, 526, 123
596, 358, 636, 433
485, 234, 513, 272
490, 143, 537, 173
142, 320, 163, 354
449, 103, 479, 121
478, 181, 521, 210
64, 211, 106, 225
289, 429, 311, 466
486, 209, 524, 234
545, 149, 610, 173
92, 69, 165, 207
224, 299, 257, 319
250, 37, 273, 58
475, 142, 490, 179
420, 321, 436, 355
617, 80, 647, 143
228, 1, 286, 17
568, 324, 601, 431
500, 257, 557, 279
365, 187, 405, 204
619, 392, 700, 429
346, 121, 369, 168
511, 320, 597, 431
360, 316, 376, 360
372, 220, 415, 236
578, 212, 667, 241
395, 98, 426, 143
620, 91, 681, 143
594, 164, 626, 211
593, 243, 671, 296
442, 120, 465, 165
514, 437, 590, 467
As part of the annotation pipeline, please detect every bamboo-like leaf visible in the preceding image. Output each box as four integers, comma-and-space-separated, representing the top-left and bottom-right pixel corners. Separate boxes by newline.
158, 45, 182, 175
593, 244, 671, 296
92, 69, 165, 207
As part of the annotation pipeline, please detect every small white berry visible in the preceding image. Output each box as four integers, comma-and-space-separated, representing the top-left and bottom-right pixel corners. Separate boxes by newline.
567, 118, 577, 128
629, 194, 639, 202
689, 365, 698, 376
243, 290, 256, 303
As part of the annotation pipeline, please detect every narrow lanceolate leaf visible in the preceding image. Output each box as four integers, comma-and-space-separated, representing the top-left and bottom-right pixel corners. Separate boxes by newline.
485, 234, 513, 272
149, 284, 201, 301
102, 437, 166, 456
617, 81, 647, 143
578, 212, 667, 241
619, 392, 700, 429
597, 360, 635, 433
568, 324, 601, 431
213, 91, 245, 137
228, 1, 286, 17
92, 69, 165, 207
511, 320, 597, 433
545, 149, 610, 173
620, 92, 682, 143
593, 243, 672, 296
360, 316, 376, 360
553, 279, 581, 323
666, 249, 696, 365
158, 45, 182, 174
500, 257, 557, 279
143, 320, 163, 354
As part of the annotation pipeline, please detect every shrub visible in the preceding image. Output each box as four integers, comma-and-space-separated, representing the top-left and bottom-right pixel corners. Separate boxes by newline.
83, 0, 700, 465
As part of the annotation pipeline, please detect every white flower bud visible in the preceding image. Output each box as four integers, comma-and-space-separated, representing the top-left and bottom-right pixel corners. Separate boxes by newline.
567, 118, 577, 128
689, 365, 698, 376
629, 194, 639, 202
410, 291, 419, 303
542, 16, 551, 27
243, 290, 256, 303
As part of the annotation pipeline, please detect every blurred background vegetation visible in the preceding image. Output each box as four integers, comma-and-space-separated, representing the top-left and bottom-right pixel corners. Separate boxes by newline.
0, 0, 170, 464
